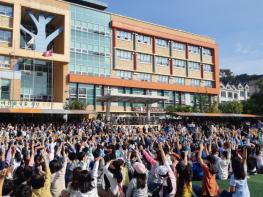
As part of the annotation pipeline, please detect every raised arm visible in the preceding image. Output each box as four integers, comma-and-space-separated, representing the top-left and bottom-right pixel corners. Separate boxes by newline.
198, 143, 204, 166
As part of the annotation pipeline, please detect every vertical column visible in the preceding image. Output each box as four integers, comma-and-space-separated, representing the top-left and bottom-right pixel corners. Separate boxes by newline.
185, 43, 189, 59
146, 104, 151, 124
152, 36, 156, 54
112, 28, 116, 69
112, 28, 116, 48
102, 86, 105, 111
106, 101, 111, 122
76, 83, 79, 101
133, 52, 137, 71
200, 63, 204, 79
133, 33, 137, 51
169, 58, 173, 75
185, 43, 189, 77
179, 92, 182, 106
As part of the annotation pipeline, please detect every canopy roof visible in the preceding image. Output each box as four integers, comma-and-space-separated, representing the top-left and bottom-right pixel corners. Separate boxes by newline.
97, 93, 169, 104
170, 112, 263, 118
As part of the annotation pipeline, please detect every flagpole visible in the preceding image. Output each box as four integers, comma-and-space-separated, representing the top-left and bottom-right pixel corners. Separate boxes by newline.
51, 47, 54, 110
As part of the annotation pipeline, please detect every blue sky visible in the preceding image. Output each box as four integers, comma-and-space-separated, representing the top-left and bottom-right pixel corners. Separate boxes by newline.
102, 0, 263, 75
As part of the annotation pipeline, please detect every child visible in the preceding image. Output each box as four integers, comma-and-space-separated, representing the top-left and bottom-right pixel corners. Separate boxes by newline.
198, 143, 219, 197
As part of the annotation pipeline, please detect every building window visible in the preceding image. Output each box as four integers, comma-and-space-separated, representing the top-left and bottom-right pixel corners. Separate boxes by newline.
228, 92, 233, 98
116, 30, 132, 41
240, 91, 245, 97
191, 79, 200, 87
188, 45, 200, 54
157, 75, 169, 83
204, 80, 213, 88
173, 59, 186, 68
156, 56, 168, 66
203, 64, 213, 72
0, 55, 10, 68
138, 53, 152, 63
0, 4, 13, 17
156, 38, 168, 48
175, 77, 185, 85
221, 91, 226, 98
188, 62, 200, 70
69, 83, 77, 99
138, 73, 151, 82
0, 29, 12, 43
116, 49, 132, 60
137, 34, 151, 45
0, 79, 10, 100
234, 93, 238, 99
203, 48, 212, 56
117, 70, 132, 80
172, 42, 185, 51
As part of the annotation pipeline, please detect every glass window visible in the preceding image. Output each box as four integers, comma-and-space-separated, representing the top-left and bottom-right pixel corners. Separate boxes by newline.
117, 49, 132, 60
116, 30, 132, 41
117, 70, 132, 79
156, 56, 168, 66
188, 45, 200, 54
188, 62, 200, 70
175, 77, 185, 85
240, 91, 245, 97
0, 29, 12, 43
191, 79, 200, 87
157, 75, 169, 83
203, 48, 212, 56
221, 91, 226, 98
1, 79, 10, 100
0, 4, 13, 17
173, 59, 186, 68
234, 93, 238, 99
138, 73, 151, 82
203, 64, 213, 72
138, 53, 152, 63
0, 55, 10, 68
228, 92, 232, 98
156, 38, 168, 48
172, 42, 185, 51
137, 34, 151, 45
204, 80, 213, 88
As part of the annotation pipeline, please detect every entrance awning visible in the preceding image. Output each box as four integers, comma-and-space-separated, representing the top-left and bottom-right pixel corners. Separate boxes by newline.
97, 93, 169, 104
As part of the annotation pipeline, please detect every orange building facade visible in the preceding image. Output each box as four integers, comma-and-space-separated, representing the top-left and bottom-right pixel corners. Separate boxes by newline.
0, 0, 219, 115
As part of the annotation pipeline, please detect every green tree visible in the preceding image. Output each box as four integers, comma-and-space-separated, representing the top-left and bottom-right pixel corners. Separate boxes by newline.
243, 79, 263, 114
219, 101, 243, 114
64, 100, 87, 110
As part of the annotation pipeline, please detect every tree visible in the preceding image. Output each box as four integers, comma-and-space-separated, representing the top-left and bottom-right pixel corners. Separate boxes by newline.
219, 101, 243, 114
20, 10, 63, 52
64, 100, 87, 110
243, 79, 263, 114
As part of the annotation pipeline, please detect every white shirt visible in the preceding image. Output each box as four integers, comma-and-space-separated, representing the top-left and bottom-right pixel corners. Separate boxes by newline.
256, 150, 263, 169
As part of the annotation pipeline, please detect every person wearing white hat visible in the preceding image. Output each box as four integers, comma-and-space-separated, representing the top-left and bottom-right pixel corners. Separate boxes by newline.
126, 162, 148, 197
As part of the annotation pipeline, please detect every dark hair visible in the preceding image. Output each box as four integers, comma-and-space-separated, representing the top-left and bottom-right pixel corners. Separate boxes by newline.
232, 156, 246, 180
222, 151, 228, 160
176, 162, 193, 197
2, 179, 14, 196
134, 171, 146, 189
31, 174, 45, 189
78, 170, 94, 193
68, 152, 76, 161
14, 184, 32, 197
112, 159, 124, 183
49, 159, 63, 174
24, 166, 33, 180
71, 167, 82, 191
206, 155, 217, 175
15, 152, 22, 162
77, 152, 86, 161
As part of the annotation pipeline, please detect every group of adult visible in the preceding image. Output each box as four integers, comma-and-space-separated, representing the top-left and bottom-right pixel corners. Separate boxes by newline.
0, 119, 262, 197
